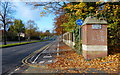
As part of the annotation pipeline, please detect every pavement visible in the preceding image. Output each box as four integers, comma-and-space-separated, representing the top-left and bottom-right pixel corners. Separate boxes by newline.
9, 40, 112, 74
2, 40, 53, 74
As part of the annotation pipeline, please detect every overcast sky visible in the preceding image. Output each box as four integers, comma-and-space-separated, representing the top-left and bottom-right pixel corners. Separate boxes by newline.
13, 2, 56, 32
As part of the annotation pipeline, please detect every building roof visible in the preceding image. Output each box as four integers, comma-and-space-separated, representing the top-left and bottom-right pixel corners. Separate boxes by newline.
82, 16, 107, 25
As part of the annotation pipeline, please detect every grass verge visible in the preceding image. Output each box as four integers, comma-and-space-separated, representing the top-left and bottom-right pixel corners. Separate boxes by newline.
0, 39, 49, 48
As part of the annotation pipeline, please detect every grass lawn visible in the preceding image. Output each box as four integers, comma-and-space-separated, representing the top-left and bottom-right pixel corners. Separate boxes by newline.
0, 40, 49, 48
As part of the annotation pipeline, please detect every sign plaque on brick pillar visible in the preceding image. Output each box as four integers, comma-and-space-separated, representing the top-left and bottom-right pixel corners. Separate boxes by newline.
82, 16, 108, 60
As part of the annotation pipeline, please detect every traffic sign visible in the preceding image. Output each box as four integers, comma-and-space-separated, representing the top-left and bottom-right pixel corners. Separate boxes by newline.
76, 19, 83, 26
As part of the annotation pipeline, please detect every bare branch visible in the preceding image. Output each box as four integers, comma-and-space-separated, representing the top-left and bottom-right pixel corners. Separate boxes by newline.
27, 2, 66, 15
0, 2, 14, 45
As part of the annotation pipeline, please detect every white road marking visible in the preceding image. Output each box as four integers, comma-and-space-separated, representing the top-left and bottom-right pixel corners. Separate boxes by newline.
39, 61, 45, 64
8, 67, 20, 75
30, 54, 35, 62
43, 55, 52, 58
32, 42, 53, 63
47, 60, 52, 63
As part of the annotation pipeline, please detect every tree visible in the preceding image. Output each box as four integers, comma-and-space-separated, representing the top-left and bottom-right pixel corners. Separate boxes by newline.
44, 30, 51, 38
7, 20, 25, 41
14, 19, 25, 42
7, 25, 17, 41
26, 20, 38, 41
39, 31, 46, 39
96, 2, 120, 53
0, 2, 14, 45
26, 2, 67, 17
54, 14, 68, 35
54, 2, 120, 54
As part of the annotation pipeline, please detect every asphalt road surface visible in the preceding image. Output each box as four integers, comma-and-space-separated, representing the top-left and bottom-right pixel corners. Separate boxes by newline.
2, 40, 54, 74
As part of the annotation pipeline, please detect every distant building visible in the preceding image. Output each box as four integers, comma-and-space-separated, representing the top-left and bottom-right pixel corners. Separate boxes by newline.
17, 33, 25, 37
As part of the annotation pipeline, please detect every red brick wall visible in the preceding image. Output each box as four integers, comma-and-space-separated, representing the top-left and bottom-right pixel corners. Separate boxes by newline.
82, 24, 107, 45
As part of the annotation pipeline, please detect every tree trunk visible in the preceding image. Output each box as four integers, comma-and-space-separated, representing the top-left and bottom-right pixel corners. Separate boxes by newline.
3, 24, 7, 45
29, 36, 31, 41
29, 32, 31, 41
18, 33, 21, 43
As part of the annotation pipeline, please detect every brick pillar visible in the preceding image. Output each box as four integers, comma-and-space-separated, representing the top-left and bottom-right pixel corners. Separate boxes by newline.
82, 16, 108, 60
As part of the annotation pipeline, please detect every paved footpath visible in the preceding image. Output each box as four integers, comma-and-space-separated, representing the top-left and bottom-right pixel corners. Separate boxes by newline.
10, 40, 108, 74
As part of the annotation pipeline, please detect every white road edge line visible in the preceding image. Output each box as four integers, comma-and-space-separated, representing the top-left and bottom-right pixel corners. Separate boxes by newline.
8, 67, 20, 75
32, 44, 52, 63
30, 54, 35, 62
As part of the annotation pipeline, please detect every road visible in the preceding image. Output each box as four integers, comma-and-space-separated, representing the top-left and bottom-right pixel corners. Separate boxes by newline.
2, 40, 54, 74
